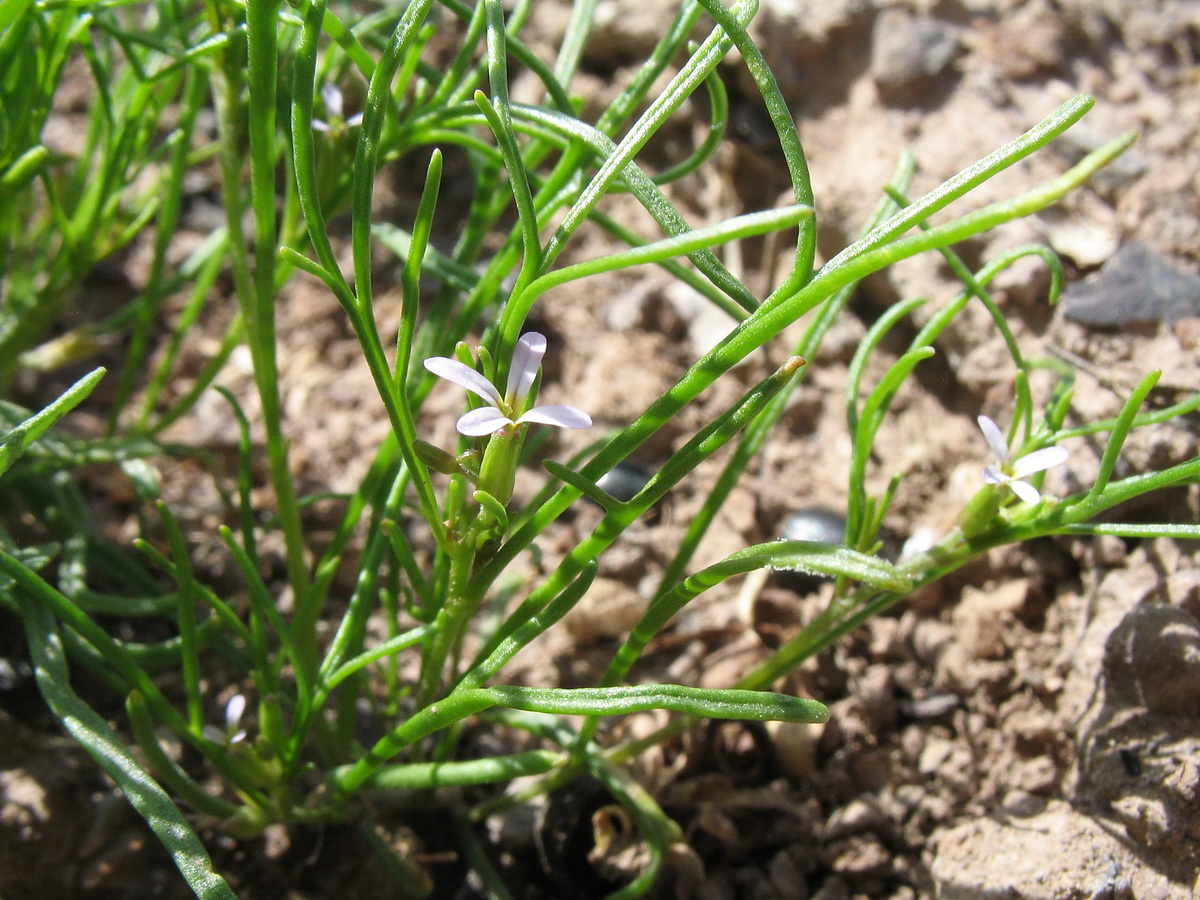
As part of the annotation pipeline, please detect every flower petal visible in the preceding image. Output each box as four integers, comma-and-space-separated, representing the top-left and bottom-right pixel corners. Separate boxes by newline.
425, 356, 503, 406
345, 112, 363, 128
977, 415, 1009, 466
518, 404, 592, 430
983, 465, 1007, 485
225, 694, 247, 729
1009, 479, 1042, 505
311, 118, 331, 132
456, 406, 514, 436
507, 332, 546, 404
321, 83, 344, 120
1011, 446, 1069, 479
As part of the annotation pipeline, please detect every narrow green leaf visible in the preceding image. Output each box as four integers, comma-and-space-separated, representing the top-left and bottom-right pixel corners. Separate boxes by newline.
1084, 369, 1161, 504
1062, 523, 1200, 539
332, 681, 827, 793
126, 691, 242, 820
0, 0, 35, 37
18, 600, 238, 900
458, 561, 598, 692
846, 298, 924, 434
397, 150, 444, 386
364, 750, 564, 790
471, 357, 806, 668
597, 540, 910, 703
542, 459, 624, 511
818, 95, 1096, 280
156, 502, 203, 732
524, 204, 812, 299
0, 368, 105, 477
490, 683, 830, 725
1, 143, 48, 192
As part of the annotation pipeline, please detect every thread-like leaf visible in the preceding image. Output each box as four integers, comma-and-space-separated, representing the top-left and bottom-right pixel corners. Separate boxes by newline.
19, 600, 238, 900
0, 368, 104, 477
332, 681, 827, 793
598, 541, 910, 700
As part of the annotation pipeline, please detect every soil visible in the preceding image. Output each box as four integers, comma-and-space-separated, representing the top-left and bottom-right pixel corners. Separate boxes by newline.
4, 1, 1200, 899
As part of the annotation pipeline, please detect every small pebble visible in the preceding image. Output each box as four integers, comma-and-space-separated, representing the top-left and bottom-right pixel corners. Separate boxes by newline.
595, 460, 654, 503
871, 10, 960, 105
898, 693, 960, 719
778, 508, 847, 545
1175, 316, 1200, 350
1064, 243, 1200, 327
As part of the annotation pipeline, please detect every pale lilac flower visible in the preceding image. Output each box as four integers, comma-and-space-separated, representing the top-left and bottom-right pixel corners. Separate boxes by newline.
202, 693, 248, 745
978, 415, 1068, 505
424, 332, 592, 437
312, 84, 363, 133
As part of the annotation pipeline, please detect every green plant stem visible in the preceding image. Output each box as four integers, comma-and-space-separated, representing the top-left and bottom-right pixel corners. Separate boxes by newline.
331, 683, 827, 793
0, 367, 105, 476
472, 106, 1132, 600
126, 691, 243, 820
18, 599, 239, 900
288, 0, 447, 562
364, 750, 564, 790
242, 0, 311, 643
415, 537, 477, 708
0, 549, 269, 806
649, 154, 914, 615
157, 501, 203, 732
470, 357, 806, 670
107, 68, 208, 433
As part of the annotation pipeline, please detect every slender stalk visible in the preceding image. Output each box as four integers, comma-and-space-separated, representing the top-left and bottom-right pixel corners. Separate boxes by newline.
414, 536, 477, 707
243, 0, 311, 626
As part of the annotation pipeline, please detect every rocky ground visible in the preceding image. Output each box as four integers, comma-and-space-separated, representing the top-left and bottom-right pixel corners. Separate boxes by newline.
3, 0, 1200, 898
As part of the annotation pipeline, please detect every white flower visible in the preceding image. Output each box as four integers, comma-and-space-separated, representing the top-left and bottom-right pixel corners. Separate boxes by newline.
978, 415, 1068, 505
312, 84, 363, 133
424, 332, 592, 437
202, 693, 248, 745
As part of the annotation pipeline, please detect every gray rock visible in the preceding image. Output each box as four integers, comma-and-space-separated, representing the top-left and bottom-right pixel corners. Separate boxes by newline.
1099, 603, 1200, 716
931, 800, 1192, 899
870, 9, 960, 106
1064, 242, 1200, 327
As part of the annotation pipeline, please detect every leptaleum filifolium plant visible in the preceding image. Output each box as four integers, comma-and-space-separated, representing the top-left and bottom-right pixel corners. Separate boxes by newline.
2, 0, 1200, 897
